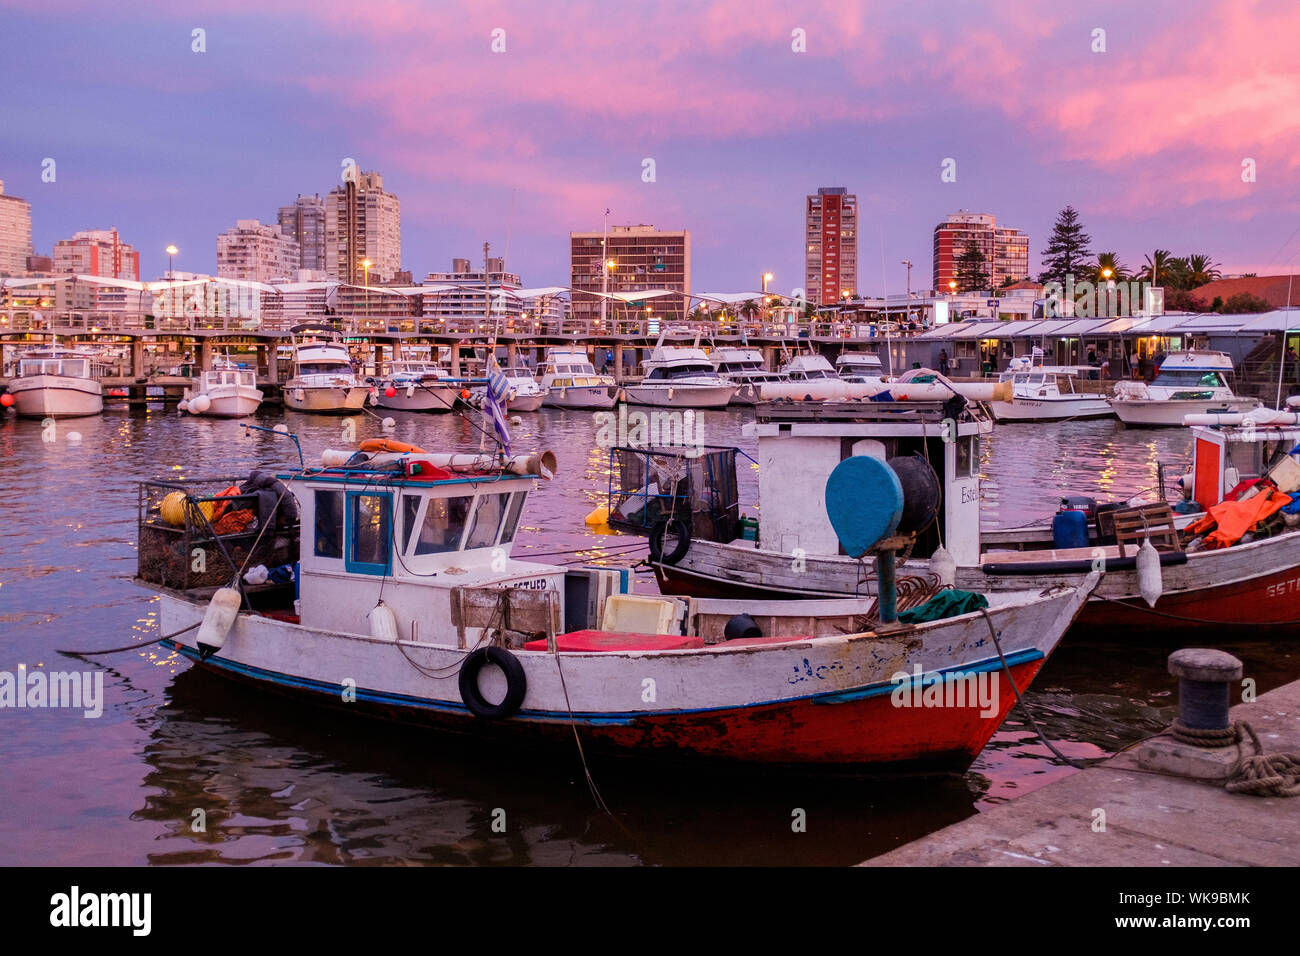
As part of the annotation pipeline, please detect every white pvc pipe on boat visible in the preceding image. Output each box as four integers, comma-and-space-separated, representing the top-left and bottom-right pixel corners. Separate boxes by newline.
1183, 411, 1300, 427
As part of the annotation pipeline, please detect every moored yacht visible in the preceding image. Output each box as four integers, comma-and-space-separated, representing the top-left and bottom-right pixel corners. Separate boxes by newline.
539, 347, 617, 409
283, 325, 369, 414
990, 363, 1113, 422
710, 345, 786, 405
1110, 350, 1260, 426
624, 341, 737, 408
5, 345, 105, 418
182, 356, 263, 418
834, 350, 887, 384
502, 367, 547, 411
373, 358, 465, 413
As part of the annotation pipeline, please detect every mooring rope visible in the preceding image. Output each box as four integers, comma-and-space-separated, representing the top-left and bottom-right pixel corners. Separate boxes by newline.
57, 621, 199, 657
979, 607, 1085, 769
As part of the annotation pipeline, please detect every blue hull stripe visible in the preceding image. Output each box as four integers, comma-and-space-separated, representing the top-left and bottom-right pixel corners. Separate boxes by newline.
164, 640, 1043, 725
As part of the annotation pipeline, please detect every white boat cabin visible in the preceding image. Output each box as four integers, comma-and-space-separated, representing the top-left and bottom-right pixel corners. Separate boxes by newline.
541, 350, 609, 387
781, 354, 839, 382
743, 402, 989, 566
18, 348, 103, 379
292, 465, 558, 643
1183, 423, 1300, 510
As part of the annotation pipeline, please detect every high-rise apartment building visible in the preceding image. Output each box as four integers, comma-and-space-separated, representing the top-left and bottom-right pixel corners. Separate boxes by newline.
804, 187, 858, 305
569, 224, 690, 325
52, 228, 141, 281
277, 194, 327, 273
0, 180, 34, 277
932, 211, 1029, 291
325, 170, 401, 284
216, 219, 301, 282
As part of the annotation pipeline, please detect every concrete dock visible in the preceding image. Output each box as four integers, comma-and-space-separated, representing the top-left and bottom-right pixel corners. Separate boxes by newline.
865, 678, 1300, 867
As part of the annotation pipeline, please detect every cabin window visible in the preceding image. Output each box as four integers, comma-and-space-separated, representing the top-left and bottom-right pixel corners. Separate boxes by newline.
499, 492, 526, 544
956, 436, 979, 477
346, 492, 391, 575
314, 490, 344, 558
412, 495, 473, 554
465, 492, 510, 549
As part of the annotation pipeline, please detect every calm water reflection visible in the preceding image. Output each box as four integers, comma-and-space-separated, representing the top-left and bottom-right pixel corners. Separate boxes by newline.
0, 405, 1295, 865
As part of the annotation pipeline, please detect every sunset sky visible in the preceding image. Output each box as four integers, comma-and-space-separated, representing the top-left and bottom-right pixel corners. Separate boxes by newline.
2, 0, 1298, 293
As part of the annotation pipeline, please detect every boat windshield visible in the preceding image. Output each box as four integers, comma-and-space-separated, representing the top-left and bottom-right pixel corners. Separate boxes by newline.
1153, 369, 1227, 388
299, 362, 352, 375
20, 358, 89, 377
644, 364, 716, 381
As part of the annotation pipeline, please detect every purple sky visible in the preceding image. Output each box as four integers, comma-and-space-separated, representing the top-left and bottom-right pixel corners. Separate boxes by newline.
2, 0, 1298, 295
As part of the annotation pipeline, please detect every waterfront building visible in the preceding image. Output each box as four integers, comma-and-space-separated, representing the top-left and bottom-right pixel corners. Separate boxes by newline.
217, 219, 301, 282
932, 211, 1029, 291
277, 194, 328, 273
0, 179, 34, 277
422, 258, 568, 329
570, 224, 690, 326
324, 170, 401, 284
52, 228, 141, 281
805, 187, 858, 305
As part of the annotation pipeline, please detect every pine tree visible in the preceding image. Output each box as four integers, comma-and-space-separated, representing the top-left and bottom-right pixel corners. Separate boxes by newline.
955, 241, 990, 292
1037, 206, 1093, 286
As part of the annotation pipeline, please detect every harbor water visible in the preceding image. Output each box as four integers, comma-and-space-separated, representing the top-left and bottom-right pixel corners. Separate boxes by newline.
1, 406, 1297, 865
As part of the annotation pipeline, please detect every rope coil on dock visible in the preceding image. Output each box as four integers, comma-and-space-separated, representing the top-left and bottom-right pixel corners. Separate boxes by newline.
1171, 719, 1300, 797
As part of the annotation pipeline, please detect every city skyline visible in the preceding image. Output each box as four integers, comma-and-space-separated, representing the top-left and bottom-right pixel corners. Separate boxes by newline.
3, 1, 1299, 295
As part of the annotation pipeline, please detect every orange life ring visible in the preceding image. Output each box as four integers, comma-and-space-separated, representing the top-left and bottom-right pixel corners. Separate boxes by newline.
359, 438, 428, 454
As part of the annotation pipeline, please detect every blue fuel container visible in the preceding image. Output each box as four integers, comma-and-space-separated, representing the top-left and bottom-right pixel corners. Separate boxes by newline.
1052, 509, 1089, 550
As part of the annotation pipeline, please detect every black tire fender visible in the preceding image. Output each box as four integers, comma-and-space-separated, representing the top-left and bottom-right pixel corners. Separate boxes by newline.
648, 517, 692, 565
458, 647, 527, 720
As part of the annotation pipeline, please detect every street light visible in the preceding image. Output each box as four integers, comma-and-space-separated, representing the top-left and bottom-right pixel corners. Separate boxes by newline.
762, 272, 773, 293
361, 258, 371, 321
165, 244, 178, 279
948, 280, 957, 293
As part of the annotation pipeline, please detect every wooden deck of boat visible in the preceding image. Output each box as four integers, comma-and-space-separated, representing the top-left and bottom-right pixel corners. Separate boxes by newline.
862, 676, 1300, 867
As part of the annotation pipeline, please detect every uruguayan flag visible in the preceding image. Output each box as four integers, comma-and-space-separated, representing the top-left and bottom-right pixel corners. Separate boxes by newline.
486, 358, 511, 454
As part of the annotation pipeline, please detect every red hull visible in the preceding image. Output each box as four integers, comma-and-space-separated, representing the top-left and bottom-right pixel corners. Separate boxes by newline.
171, 641, 1045, 772
1080, 563, 1300, 631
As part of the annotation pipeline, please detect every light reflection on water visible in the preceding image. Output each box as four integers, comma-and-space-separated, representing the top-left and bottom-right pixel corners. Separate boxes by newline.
0, 405, 1294, 865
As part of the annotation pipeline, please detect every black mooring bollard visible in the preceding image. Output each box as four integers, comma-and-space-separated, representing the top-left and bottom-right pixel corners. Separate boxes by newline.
1168, 648, 1242, 734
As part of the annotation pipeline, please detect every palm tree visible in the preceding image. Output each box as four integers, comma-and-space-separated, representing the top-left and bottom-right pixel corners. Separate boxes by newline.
1185, 254, 1222, 288
1094, 252, 1130, 283
739, 299, 760, 321
1139, 249, 1177, 287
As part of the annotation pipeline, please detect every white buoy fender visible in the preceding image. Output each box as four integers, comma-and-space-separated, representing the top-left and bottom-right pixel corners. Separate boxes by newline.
368, 600, 398, 641
178, 399, 190, 412
196, 586, 242, 659
382, 417, 396, 430
190, 394, 212, 414
930, 545, 957, 587
1136, 538, 1162, 608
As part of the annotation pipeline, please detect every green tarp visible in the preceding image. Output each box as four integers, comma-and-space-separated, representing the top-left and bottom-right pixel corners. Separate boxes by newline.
897, 589, 989, 624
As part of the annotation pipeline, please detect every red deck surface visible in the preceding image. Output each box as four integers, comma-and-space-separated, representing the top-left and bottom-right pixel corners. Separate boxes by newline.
524, 630, 706, 652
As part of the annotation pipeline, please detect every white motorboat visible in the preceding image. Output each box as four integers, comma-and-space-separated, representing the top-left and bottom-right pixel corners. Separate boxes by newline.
624, 340, 738, 409
5, 345, 105, 418
539, 348, 617, 409
282, 325, 369, 414
760, 353, 854, 401
990, 363, 1113, 422
373, 360, 466, 413
502, 367, 547, 411
1110, 350, 1261, 426
182, 357, 263, 418
835, 350, 887, 385
710, 345, 786, 405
